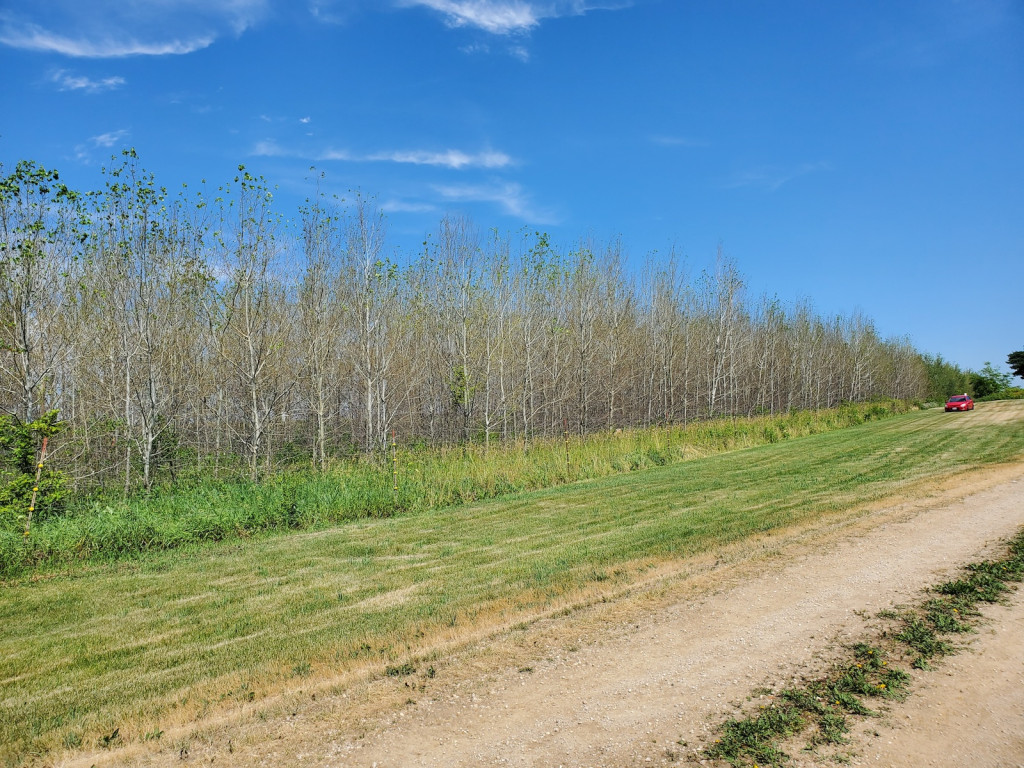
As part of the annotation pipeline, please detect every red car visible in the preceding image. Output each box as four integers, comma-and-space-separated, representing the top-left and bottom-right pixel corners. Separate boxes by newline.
944, 394, 974, 412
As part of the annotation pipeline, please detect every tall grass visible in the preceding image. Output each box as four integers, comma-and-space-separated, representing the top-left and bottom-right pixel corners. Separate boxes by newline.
0, 402, 1022, 765
0, 402, 910, 578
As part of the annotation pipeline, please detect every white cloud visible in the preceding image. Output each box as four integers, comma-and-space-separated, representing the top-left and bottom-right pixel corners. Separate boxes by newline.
398, 1, 630, 35
0, 0, 268, 58
249, 141, 514, 171
320, 148, 355, 161
300, 116, 312, 124
433, 181, 558, 223
401, 1, 539, 34
1, 23, 214, 56
92, 129, 130, 148
366, 148, 513, 169
74, 129, 131, 161
380, 199, 439, 214
50, 68, 125, 93
251, 140, 290, 157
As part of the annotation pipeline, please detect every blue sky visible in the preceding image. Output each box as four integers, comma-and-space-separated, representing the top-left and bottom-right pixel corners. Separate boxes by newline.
1, 0, 1022, 379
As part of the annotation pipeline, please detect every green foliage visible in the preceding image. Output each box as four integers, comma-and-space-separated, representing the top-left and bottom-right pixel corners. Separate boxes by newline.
970, 361, 1012, 398
977, 386, 1024, 402
1008, 350, 1024, 379
0, 411, 69, 532
0, 402, 922, 577
706, 705, 804, 766
2, 413, 1024, 766
702, 528, 1024, 767
920, 353, 971, 400
449, 364, 473, 410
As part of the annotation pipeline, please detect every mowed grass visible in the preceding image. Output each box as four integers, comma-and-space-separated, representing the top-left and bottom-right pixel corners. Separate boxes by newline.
2, 403, 1023, 765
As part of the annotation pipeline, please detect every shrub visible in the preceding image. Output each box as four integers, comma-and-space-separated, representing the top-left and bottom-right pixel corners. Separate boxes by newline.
0, 411, 69, 533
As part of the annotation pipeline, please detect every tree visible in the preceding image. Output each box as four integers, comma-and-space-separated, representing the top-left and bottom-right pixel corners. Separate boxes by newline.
213, 167, 292, 480
88, 151, 209, 491
298, 174, 344, 470
0, 410, 68, 530
1008, 350, 1024, 380
920, 353, 971, 401
970, 361, 1011, 398
0, 160, 85, 423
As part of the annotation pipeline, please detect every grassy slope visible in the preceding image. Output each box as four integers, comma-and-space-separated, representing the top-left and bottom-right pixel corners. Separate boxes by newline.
2, 403, 907, 577
1, 404, 1023, 765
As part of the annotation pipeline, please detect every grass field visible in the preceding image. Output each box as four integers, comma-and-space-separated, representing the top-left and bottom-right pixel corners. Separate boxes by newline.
1, 401, 909, 578
1, 402, 1023, 766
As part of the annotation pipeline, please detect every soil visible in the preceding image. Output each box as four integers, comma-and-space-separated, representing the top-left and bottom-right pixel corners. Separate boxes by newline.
72, 409, 1024, 768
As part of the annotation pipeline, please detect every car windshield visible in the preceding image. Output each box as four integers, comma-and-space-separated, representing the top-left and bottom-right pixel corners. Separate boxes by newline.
948, 396, 967, 402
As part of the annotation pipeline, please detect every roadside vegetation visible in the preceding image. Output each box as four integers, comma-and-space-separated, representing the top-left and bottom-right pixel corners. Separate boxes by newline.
1, 153, 928, 509
1, 402, 1022, 766
1, 400, 907, 578
703, 525, 1024, 767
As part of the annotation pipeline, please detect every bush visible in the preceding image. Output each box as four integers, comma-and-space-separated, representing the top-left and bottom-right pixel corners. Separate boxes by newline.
977, 387, 1024, 402
0, 411, 69, 533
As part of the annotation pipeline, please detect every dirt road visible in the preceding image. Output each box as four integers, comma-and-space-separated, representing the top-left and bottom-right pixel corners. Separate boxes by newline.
312, 467, 1024, 768
75, 405, 1024, 768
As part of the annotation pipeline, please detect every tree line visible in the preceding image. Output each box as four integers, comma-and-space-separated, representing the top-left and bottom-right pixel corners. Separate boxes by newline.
1, 152, 928, 493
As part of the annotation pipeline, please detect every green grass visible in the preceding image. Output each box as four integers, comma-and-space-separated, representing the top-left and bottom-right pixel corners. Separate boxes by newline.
1, 401, 912, 577
702, 521, 1024, 767
1, 402, 1023, 766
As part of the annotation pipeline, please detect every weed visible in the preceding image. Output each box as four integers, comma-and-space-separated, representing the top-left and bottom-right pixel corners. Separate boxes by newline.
0, 402, 930, 579
385, 663, 416, 677
61, 731, 82, 750
98, 728, 121, 748
702, 524, 1024, 766
706, 704, 804, 766
923, 598, 973, 634
896, 616, 951, 660
811, 713, 849, 746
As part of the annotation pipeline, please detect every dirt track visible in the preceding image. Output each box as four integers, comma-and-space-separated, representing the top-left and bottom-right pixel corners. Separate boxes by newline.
77, 408, 1024, 768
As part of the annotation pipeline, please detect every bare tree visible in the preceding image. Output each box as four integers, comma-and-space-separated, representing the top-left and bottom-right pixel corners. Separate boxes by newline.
0, 160, 84, 422
213, 167, 292, 480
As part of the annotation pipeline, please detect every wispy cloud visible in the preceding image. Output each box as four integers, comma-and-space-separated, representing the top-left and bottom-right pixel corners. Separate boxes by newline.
50, 68, 125, 93
1, 23, 214, 57
320, 148, 355, 161
251, 141, 514, 170
433, 181, 558, 223
723, 162, 831, 192
380, 199, 439, 214
91, 129, 130, 148
251, 140, 290, 157
398, 1, 631, 35
366, 149, 513, 169
0, 0, 268, 58
74, 129, 131, 161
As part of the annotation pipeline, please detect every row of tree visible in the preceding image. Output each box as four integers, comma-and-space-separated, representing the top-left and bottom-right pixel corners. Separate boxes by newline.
2, 153, 930, 492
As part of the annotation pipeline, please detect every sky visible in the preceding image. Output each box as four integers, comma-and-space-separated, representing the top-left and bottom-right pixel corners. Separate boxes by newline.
1, 0, 1022, 380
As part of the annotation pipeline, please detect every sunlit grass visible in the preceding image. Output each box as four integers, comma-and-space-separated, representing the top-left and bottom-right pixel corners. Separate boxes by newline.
1, 402, 1022, 765
1, 401, 910, 577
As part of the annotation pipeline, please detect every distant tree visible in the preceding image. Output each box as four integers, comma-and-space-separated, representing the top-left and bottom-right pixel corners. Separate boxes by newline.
970, 361, 1012, 398
1008, 350, 1024, 379
920, 353, 971, 400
